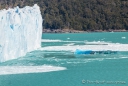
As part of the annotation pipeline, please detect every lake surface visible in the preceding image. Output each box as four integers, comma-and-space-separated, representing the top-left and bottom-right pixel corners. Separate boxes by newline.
0, 32, 128, 86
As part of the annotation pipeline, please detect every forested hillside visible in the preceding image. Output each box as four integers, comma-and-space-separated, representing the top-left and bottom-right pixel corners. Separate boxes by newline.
0, 0, 128, 31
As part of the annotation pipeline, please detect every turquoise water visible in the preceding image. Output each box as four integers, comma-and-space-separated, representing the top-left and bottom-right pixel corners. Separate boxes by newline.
0, 32, 128, 86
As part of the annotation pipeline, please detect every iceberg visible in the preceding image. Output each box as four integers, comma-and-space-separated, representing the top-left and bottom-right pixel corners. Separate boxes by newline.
0, 4, 43, 62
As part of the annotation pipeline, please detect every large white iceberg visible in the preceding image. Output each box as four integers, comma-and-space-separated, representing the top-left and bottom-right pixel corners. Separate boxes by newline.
0, 4, 43, 62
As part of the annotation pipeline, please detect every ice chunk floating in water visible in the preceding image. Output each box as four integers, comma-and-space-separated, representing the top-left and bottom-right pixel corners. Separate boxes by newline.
0, 4, 43, 62
0, 66, 66, 75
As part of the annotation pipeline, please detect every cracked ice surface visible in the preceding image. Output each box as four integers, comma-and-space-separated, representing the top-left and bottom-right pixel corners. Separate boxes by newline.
0, 4, 42, 62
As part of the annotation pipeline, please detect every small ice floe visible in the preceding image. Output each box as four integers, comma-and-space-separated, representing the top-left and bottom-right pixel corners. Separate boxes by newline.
0, 66, 67, 75
85, 41, 110, 45
41, 39, 62, 42
67, 38, 70, 39
64, 43, 75, 46
122, 37, 126, 39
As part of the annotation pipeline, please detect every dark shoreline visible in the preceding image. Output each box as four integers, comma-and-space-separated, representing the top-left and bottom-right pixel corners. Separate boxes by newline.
43, 29, 128, 33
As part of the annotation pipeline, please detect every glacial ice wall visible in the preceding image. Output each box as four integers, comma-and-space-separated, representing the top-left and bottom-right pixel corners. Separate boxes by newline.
0, 4, 42, 62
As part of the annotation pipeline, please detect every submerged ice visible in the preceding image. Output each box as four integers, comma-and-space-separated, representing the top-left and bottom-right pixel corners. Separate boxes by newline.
0, 4, 42, 62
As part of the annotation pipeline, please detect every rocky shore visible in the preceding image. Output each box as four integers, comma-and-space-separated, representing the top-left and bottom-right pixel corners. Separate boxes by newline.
43, 29, 128, 33
43, 29, 85, 33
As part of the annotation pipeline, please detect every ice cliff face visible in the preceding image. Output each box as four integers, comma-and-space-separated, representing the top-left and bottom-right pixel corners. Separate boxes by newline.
0, 4, 42, 62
